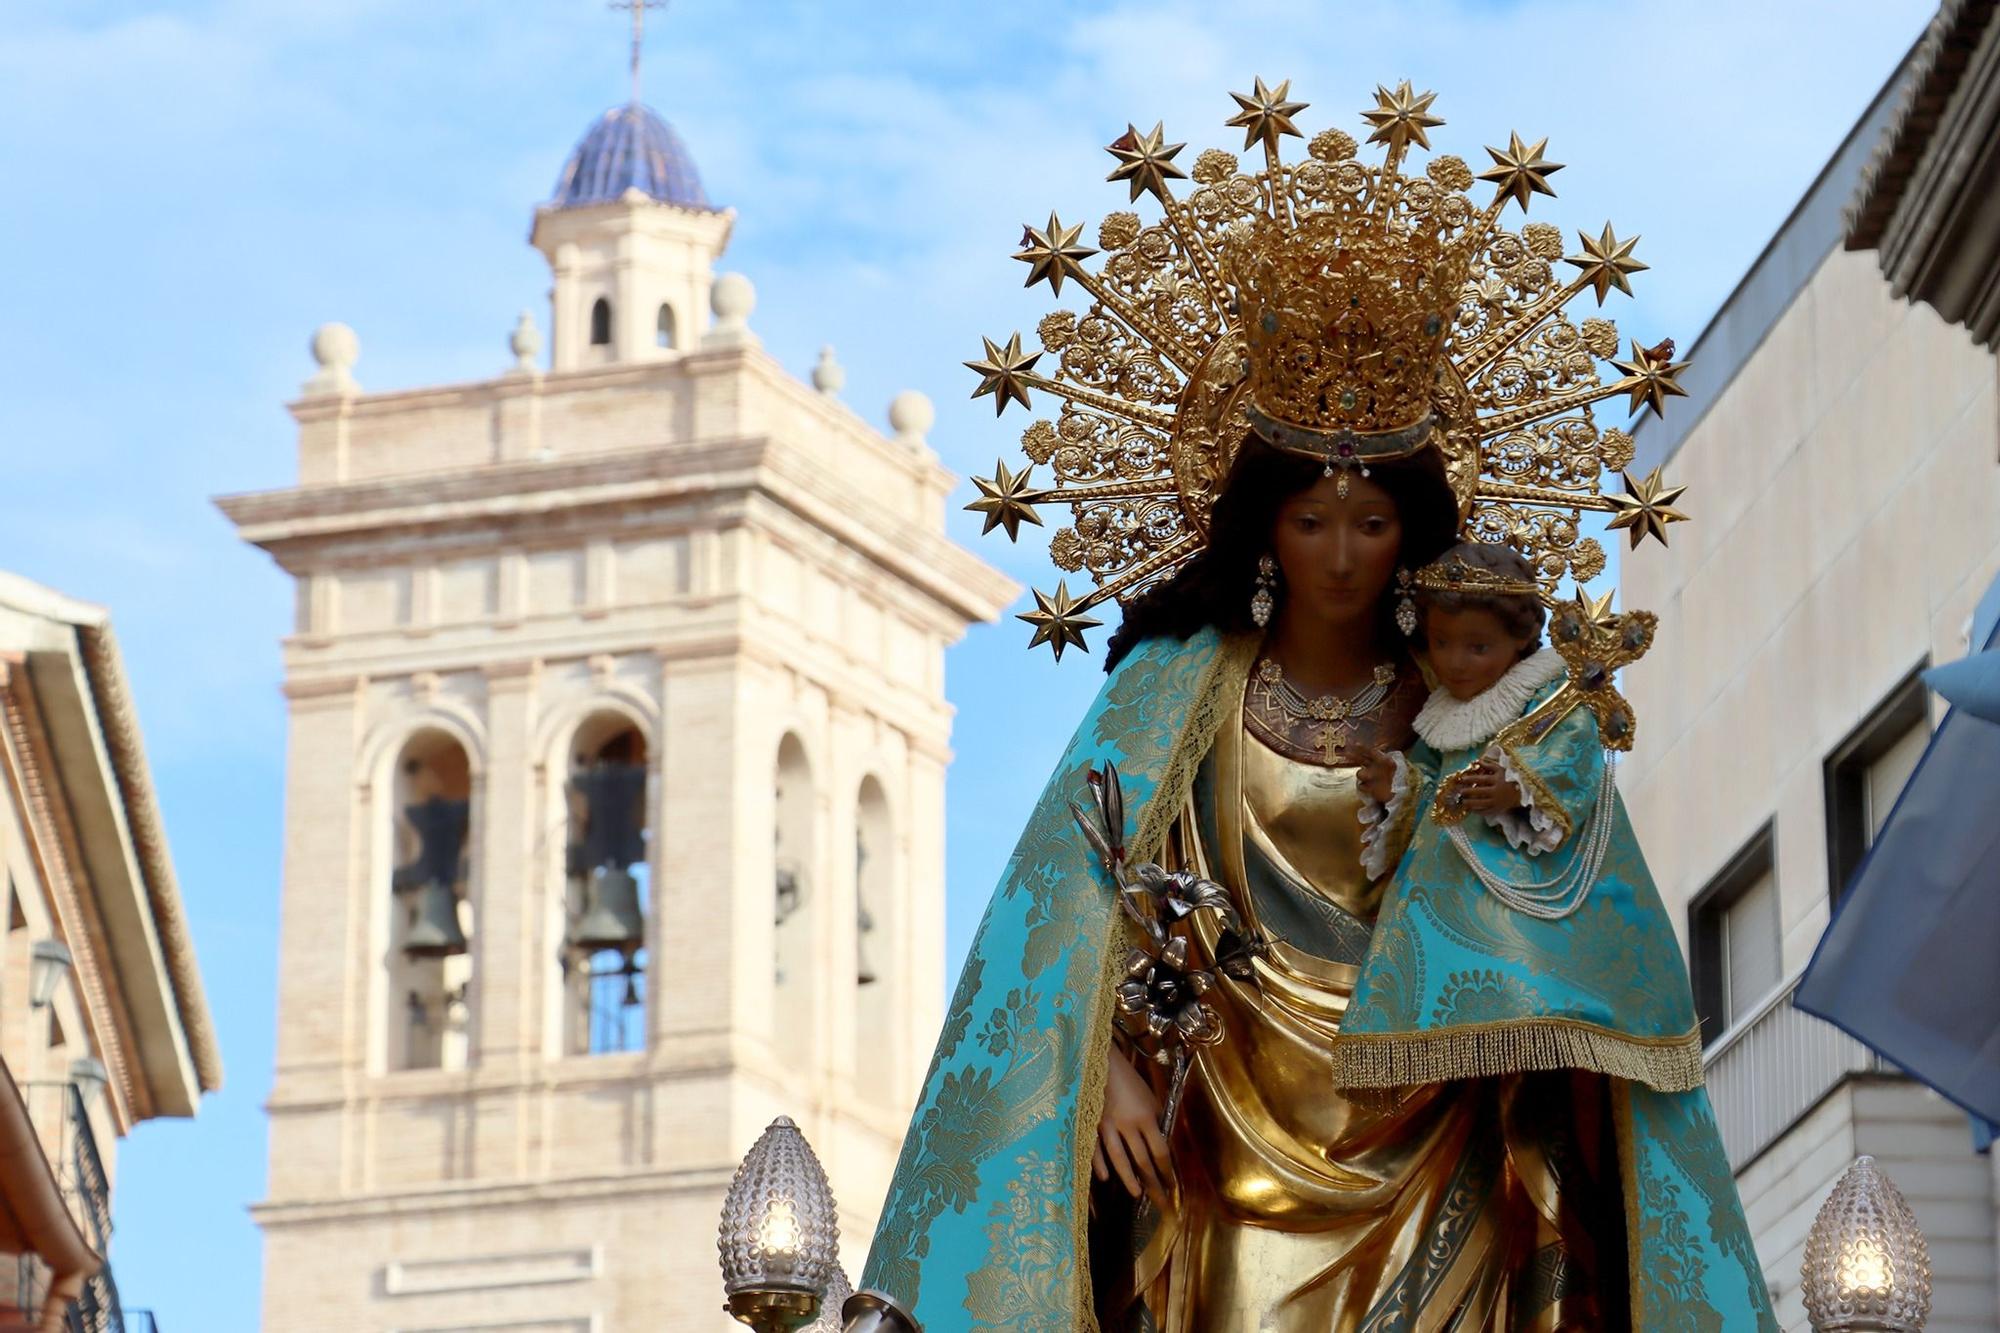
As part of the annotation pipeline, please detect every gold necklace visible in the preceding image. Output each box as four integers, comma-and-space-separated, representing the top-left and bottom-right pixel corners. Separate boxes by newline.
1251, 658, 1398, 762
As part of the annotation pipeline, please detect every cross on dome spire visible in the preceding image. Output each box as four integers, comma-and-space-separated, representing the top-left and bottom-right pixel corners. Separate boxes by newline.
608, 0, 668, 106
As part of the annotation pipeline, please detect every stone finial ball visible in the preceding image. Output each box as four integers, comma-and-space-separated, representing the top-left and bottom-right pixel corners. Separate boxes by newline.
511, 311, 542, 359
888, 390, 935, 438
311, 322, 359, 370
812, 345, 845, 395
711, 272, 756, 322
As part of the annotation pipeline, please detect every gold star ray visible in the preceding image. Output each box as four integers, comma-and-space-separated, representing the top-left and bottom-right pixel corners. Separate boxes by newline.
1572, 586, 1618, 634
1609, 336, 1689, 417
1605, 467, 1690, 549
964, 333, 1041, 416
1565, 223, 1648, 304
1477, 132, 1563, 211
966, 459, 1047, 541
1013, 213, 1097, 296
1360, 80, 1444, 156
1020, 581, 1103, 660
1226, 77, 1308, 152
1105, 122, 1189, 203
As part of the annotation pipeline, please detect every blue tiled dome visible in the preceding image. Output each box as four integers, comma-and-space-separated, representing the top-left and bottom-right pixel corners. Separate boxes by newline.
550, 103, 711, 211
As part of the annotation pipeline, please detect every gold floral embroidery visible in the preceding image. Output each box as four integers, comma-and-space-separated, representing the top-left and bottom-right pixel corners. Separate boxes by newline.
862, 633, 1243, 1325
965, 1152, 1076, 1330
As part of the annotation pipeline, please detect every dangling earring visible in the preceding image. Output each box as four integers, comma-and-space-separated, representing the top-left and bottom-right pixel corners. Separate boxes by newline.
1395, 566, 1418, 637
1251, 554, 1278, 629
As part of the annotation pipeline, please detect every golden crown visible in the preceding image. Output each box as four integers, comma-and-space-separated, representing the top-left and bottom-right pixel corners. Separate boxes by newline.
1413, 553, 1543, 600
963, 80, 1696, 660
1227, 202, 1472, 461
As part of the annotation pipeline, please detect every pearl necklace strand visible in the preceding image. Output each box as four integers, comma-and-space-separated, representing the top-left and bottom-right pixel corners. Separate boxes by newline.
1444, 750, 1619, 920
1252, 658, 1398, 760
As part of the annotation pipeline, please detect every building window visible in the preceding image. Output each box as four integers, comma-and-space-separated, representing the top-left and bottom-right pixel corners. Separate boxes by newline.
854, 776, 893, 1102
388, 730, 474, 1072
560, 715, 650, 1057
1824, 666, 1930, 905
589, 297, 613, 347
1689, 824, 1781, 1045
655, 303, 676, 350
773, 735, 816, 1067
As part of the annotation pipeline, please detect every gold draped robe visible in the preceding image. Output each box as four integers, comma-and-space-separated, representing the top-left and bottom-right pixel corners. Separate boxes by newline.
1102, 688, 1625, 1332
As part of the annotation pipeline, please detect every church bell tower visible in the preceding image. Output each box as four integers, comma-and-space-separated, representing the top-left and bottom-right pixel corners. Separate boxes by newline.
223, 53, 1015, 1330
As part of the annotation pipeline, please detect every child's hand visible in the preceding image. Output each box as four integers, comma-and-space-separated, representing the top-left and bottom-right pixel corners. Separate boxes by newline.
1455, 760, 1524, 814
1353, 744, 1398, 805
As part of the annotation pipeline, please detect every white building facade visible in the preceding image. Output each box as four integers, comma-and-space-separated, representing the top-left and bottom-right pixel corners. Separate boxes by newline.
0, 574, 220, 1330
1619, 33, 2000, 1332
225, 101, 1014, 1332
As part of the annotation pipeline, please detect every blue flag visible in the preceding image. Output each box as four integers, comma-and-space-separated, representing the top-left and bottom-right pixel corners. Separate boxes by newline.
1795, 598, 2000, 1127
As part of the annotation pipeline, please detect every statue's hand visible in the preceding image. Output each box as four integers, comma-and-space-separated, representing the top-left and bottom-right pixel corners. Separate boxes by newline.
1455, 760, 1524, 814
1094, 1049, 1173, 1209
1353, 744, 1398, 805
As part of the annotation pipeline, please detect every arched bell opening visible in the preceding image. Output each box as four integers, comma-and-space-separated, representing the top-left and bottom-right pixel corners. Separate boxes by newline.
388, 728, 474, 1072
561, 712, 650, 1056
773, 734, 817, 1067
853, 776, 895, 1103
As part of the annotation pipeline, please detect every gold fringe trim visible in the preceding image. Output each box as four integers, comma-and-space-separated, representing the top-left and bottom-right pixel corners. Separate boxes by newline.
1330, 1018, 1705, 1093
1068, 631, 1252, 1333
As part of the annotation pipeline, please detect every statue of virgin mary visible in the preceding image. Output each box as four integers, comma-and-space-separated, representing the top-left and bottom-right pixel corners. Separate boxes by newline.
841, 80, 1775, 1333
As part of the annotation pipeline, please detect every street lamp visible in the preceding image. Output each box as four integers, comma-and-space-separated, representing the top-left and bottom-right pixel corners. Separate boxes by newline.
28, 939, 70, 1008
717, 1116, 838, 1332
805, 1267, 852, 1333
1802, 1155, 1932, 1332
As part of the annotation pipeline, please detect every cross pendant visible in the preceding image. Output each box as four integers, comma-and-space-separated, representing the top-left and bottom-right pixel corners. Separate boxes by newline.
1315, 722, 1348, 763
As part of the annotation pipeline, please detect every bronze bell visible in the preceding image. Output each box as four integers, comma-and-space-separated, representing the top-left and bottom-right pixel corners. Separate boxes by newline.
403, 880, 469, 959
569, 865, 645, 955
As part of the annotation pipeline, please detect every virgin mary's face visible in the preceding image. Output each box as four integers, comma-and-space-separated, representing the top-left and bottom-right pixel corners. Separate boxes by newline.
1269, 471, 1403, 629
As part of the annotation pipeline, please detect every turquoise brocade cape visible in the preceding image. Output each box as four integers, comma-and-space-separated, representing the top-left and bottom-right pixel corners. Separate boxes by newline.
1333, 676, 1710, 1092
856, 633, 1777, 1331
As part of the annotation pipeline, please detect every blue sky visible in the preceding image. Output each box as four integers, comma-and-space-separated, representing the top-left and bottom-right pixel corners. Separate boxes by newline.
0, 0, 1936, 1326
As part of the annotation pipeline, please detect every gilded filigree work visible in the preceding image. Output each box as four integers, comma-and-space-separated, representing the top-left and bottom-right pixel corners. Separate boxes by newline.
962, 79, 1695, 660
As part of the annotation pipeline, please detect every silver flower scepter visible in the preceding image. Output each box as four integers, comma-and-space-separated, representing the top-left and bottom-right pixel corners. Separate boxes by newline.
1069, 763, 1267, 1134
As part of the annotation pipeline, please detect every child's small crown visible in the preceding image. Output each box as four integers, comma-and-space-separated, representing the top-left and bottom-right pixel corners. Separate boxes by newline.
1414, 552, 1542, 600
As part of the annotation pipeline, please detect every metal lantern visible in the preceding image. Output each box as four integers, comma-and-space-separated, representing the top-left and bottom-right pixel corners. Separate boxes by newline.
1802, 1155, 1932, 1332
28, 939, 71, 1009
717, 1115, 839, 1332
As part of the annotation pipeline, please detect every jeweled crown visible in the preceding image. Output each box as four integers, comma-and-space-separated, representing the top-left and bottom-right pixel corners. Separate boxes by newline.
962, 79, 1697, 667
1226, 206, 1473, 460
1413, 552, 1542, 600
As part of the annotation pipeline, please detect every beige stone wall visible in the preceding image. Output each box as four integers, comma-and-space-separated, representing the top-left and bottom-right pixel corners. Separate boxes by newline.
1623, 245, 2000, 964
1733, 1078, 1998, 1332
1619, 244, 2000, 1330
0, 761, 121, 1187
241, 313, 1009, 1327
261, 1184, 750, 1332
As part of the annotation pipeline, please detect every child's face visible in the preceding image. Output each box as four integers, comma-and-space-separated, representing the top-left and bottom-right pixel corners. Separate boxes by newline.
1426, 606, 1532, 701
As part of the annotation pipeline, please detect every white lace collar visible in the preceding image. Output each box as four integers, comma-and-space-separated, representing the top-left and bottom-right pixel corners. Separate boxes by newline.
1413, 649, 1566, 752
